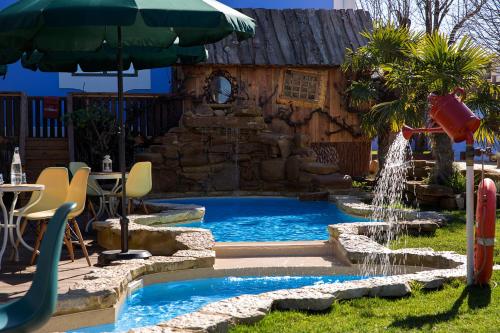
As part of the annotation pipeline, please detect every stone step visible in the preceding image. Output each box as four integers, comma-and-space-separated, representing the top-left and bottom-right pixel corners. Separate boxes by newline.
214, 241, 333, 258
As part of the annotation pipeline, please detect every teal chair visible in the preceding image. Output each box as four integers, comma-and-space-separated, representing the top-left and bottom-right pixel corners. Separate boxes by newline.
0, 202, 76, 333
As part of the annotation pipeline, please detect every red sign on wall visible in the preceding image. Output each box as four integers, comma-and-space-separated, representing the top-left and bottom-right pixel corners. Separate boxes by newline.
44, 97, 59, 119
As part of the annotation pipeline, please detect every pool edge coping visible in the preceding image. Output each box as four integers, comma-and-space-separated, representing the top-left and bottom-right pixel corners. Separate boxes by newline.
38, 194, 495, 333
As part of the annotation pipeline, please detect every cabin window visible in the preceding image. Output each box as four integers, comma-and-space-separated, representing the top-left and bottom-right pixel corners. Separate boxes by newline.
278, 69, 327, 107
209, 75, 232, 104
204, 70, 238, 104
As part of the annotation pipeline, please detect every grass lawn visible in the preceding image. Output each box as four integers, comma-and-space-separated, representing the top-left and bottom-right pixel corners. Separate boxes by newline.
231, 210, 500, 333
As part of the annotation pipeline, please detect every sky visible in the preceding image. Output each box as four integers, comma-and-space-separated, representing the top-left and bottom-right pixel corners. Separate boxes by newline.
0, 0, 334, 10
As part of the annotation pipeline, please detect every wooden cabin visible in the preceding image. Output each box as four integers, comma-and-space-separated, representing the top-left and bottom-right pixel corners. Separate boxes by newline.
139, 9, 373, 193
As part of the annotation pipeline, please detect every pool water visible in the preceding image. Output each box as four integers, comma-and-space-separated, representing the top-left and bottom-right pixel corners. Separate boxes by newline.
71, 275, 367, 333
154, 197, 368, 242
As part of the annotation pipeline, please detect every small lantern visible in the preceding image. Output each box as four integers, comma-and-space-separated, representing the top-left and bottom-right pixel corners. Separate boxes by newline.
102, 155, 112, 172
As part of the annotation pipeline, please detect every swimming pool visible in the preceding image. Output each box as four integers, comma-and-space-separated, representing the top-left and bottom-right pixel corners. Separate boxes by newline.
152, 197, 369, 242
71, 275, 367, 333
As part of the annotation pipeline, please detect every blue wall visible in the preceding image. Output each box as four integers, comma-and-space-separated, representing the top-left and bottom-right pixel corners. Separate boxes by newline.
0, 0, 331, 96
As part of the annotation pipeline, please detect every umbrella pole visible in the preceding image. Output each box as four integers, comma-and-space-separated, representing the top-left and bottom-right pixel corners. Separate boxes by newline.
98, 26, 151, 265
117, 25, 128, 253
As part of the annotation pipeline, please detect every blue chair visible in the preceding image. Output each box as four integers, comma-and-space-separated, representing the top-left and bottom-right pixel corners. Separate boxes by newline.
0, 202, 76, 333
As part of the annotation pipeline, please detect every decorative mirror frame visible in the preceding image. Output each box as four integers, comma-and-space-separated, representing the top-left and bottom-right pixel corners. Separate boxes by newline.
203, 70, 238, 104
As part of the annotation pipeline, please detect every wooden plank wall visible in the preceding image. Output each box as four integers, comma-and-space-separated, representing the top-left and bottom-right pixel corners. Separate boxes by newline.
0, 93, 21, 177
24, 138, 69, 182
178, 65, 371, 176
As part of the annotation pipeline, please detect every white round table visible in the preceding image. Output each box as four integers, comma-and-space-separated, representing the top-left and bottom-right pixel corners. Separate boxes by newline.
0, 184, 45, 269
88, 172, 128, 224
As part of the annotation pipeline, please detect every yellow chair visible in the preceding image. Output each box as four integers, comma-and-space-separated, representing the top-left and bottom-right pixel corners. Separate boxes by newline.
27, 167, 92, 266
112, 162, 152, 214
15, 167, 69, 216
69, 161, 110, 230
13, 167, 70, 260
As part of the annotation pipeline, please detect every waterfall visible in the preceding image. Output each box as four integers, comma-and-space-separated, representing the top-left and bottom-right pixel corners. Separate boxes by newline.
225, 127, 240, 192
362, 132, 414, 276
233, 128, 240, 194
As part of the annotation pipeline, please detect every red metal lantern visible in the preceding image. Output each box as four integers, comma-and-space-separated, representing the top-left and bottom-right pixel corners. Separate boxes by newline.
428, 88, 480, 143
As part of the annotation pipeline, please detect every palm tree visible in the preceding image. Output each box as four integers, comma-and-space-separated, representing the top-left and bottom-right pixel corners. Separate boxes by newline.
343, 24, 423, 170
400, 33, 495, 183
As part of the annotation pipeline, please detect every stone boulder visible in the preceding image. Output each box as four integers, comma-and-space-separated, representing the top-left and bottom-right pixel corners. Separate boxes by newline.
261, 159, 286, 181
212, 164, 239, 191
286, 156, 302, 181
180, 154, 208, 167
234, 106, 262, 117
310, 173, 352, 189
277, 138, 292, 159
238, 142, 263, 154
208, 153, 227, 164
158, 132, 179, 145
94, 212, 213, 256
291, 147, 317, 163
209, 144, 232, 153
257, 132, 292, 146
406, 181, 455, 207
439, 197, 457, 210
299, 192, 329, 201
177, 131, 206, 143
301, 162, 339, 175
183, 115, 266, 130
293, 134, 310, 149
213, 109, 226, 117
270, 118, 294, 135
135, 152, 163, 164
150, 145, 179, 160
152, 168, 178, 192
194, 104, 214, 117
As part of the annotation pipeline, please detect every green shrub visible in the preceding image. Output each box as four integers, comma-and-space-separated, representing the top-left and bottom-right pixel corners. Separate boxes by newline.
445, 168, 466, 194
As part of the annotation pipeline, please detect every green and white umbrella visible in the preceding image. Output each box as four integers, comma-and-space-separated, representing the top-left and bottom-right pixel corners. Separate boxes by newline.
0, 0, 255, 263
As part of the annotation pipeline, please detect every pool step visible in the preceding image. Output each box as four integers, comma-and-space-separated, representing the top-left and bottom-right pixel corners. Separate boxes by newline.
214, 241, 333, 258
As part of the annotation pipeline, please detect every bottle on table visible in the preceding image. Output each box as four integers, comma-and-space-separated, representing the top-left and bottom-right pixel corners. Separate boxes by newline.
10, 147, 22, 185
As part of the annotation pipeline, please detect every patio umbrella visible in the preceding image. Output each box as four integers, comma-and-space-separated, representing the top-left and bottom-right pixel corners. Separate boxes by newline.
21, 45, 208, 72
0, 0, 255, 263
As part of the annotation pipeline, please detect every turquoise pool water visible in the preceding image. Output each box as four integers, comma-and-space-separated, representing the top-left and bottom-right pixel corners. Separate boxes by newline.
153, 197, 368, 242
71, 275, 367, 333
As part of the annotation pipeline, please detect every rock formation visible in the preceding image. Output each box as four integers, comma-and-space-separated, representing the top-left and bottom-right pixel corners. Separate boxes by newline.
136, 104, 352, 193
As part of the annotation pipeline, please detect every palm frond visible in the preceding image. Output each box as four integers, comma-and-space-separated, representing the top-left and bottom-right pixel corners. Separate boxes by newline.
467, 82, 500, 146
412, 33, 493, 95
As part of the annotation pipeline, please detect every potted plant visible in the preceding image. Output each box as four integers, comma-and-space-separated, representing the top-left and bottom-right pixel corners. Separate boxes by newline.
446, 168, 466, 209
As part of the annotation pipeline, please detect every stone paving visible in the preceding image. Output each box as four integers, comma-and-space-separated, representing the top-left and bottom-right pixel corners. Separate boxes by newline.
54, 251, 215, 316
93, 204, 213, 256
330, 194, 446, 222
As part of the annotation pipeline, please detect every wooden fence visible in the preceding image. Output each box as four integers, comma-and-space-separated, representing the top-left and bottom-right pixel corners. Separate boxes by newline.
28, 96, 68, 138
72, 93, 184, 138
0, 92, 183, 180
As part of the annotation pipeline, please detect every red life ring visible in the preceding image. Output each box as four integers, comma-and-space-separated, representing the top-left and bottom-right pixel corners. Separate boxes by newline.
474, 178, 497, 285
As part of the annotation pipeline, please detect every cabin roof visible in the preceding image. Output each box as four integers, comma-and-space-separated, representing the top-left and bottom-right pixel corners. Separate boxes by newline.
204, 9, 372, 67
